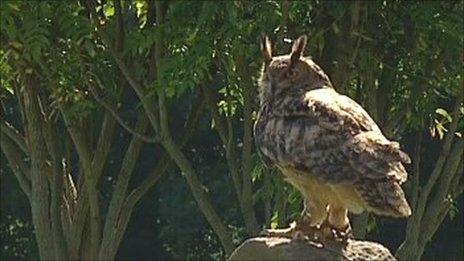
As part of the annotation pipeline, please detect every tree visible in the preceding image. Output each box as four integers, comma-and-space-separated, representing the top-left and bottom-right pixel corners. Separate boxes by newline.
1, 1, 204, 259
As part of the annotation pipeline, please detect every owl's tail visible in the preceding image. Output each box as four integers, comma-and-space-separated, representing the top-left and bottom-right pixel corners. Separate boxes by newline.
355, 178, 412, 218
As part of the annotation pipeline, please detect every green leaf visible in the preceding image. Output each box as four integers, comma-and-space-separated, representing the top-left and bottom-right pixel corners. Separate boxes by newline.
270, 211, 279, 229
449, 200, 458, 220
436, 108, 452, 122
103, 3, 114, 17
366, 216, 377, 233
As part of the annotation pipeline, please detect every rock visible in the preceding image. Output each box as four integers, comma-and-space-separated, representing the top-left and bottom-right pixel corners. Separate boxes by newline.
228, 237, 396, 261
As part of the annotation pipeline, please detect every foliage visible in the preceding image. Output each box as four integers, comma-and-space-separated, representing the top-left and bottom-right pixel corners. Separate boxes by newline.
0, 216, 37, 260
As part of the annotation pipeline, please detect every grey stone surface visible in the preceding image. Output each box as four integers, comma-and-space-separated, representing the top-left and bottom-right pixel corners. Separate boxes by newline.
229, 237, 396, 261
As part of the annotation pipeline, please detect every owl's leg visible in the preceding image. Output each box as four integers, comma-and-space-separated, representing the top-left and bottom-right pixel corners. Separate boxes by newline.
322, 204, 353, 242
300, 198, 330, 241
304, 198, 328, 227
263, 198, 326, 240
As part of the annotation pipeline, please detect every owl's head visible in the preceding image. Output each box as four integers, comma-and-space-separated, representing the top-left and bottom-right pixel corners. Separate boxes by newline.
258, 35, 332, 104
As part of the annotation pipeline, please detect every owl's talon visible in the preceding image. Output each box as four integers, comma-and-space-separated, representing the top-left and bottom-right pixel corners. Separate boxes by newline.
263, 220, 318, 240
259, 229, 270, 237
319, 220, 352, 243
340, 224, 353, 239
262, 222, 296, 238
293, 230, 307, 241
315, 223, 331, 242
262, 227, 293, 238
334, 223, 353, 243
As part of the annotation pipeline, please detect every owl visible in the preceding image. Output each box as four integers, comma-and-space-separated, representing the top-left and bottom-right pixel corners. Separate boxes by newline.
254, 35, 411, 241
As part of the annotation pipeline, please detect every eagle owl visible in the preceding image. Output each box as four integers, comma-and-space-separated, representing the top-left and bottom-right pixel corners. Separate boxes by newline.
254, 35, 411, 240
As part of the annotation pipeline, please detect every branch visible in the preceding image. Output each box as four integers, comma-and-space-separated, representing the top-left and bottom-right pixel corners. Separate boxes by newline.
124, 154, 170, 209
125, 92, 205, 208
0, 119, 28, 155
224, 75, 244, 197
61, 169, 77, 249
28, 28, 89, 260
154, 0, 168, 141
410, 132, 422, 209
41, 116, 69, 259
201, 85, 242, 196
276, 0, 289, 45
236, 54, 259, 235
450, 160, 463, 197
414, 90, 463, 223
263, 168, 272, 225
421, 138, 463, 243
401, 91, 464, 258
21, 76, 54, 260
120, 93, 206, 256
402, 132, 422, 244
146, 0, 156, 27
430, 201, 453, 238
160, 136, 236, 254
91, 0, 125, 166
153, 0, 234, 253
89, 81, 159, 143
114, 0, 124, 52
435, 139, 463, 200
69, 192, 89, 260
11, 82, 28, 135
60, 129, 82, 258
201, 85, 228, 144
0, 135, 31, 198
420, 198, 453, 248
213, 54, 247, 203
85, 2, 161, 134
99, 114, 149, 260
348, 1, 362, 67
92, 111, 117, 174
62, 112, 101, 258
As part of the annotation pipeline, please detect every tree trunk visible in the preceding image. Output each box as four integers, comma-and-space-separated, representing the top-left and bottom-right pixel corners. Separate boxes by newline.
22, 78, 56, 260
236, 54, 260, 236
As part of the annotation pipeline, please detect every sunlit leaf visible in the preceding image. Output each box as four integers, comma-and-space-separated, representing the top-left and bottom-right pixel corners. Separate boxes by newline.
436, 108, 452, 122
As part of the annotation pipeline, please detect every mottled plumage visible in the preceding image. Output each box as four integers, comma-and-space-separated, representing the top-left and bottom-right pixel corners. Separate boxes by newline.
254, 35, 411, 235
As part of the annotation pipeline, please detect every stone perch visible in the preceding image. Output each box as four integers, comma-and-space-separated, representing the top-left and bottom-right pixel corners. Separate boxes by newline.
229, 237, 396, 261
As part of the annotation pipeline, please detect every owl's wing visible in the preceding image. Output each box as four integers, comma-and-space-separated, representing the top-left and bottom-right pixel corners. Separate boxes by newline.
299, 88, 379, 133
275, 88, 410, 184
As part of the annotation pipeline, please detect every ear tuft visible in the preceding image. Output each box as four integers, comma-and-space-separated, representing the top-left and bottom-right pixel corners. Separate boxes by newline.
290, 35, 307, 65
260, 35, 272, 64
